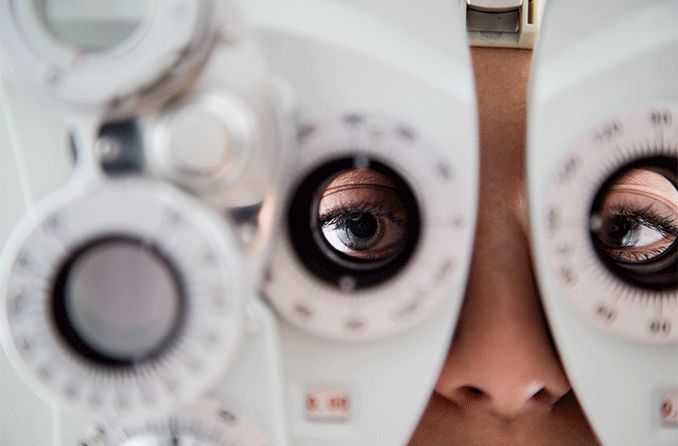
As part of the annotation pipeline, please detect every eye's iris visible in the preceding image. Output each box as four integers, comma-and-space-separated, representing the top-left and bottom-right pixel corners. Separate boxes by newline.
598, 213, 672, 255
603, 215, 640, 247
338, 212, 384, 250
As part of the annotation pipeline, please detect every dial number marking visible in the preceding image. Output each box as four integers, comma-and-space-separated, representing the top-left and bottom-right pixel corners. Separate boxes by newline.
543, 105, 678, 342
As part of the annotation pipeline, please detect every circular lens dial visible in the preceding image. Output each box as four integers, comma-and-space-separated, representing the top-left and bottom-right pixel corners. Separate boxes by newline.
2, 0, 216, 112
55, 238, 183, 365
543, 106, 678, 343
33, 0, 152, 52
0, 179, 243, 417
288, 159, 420, 289
264, 112, 474, 340
589, 157, 677, 290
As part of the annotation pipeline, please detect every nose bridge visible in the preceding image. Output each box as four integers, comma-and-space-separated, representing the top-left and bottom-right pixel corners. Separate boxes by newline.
452, 324, 564, 418
433, 47, 571, 421
435, 209, 571, 420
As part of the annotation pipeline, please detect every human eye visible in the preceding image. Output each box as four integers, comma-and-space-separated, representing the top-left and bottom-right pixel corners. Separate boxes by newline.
316, 168, 408, 261
595, 204, 677, 263
591, 167, 678, 266
320, 204, 405, 260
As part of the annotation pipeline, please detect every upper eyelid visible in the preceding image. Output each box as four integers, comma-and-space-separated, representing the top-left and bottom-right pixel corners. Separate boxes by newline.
602, 202, 678, 235
319, 201, 383, 222
319, 204, 406, 227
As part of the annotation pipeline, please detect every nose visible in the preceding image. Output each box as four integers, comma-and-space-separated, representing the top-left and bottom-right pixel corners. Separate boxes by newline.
432, 47, 571, 420
438, 346, 568, 420
434, 213, 571, 420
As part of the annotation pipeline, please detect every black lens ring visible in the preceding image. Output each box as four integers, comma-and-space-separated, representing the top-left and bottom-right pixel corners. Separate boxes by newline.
287, 156, 421, 289
52, 236, 186, 367
589, 155, 678, 291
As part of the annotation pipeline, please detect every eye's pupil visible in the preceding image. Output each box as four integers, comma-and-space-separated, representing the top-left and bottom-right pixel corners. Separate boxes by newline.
347, 213, 378, 240
605, 215, 638, 247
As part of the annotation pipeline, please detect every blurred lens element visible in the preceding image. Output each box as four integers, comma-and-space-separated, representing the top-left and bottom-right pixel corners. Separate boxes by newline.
590, 156, 678, 290
54, 238, 183, 365
33, 0, 152, 51
288, 158, 420, 289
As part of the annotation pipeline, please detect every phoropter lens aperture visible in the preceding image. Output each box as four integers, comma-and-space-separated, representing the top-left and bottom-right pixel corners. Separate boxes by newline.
589, 156, 678, 290
288, 157, 420, 289
52, 237, 184, 366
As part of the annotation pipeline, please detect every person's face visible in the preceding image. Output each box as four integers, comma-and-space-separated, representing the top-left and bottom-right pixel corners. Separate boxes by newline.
406, 48, 602, 445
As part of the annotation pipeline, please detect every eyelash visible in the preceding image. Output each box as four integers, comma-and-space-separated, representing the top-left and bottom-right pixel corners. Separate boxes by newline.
606, 202, 678, 237
601, 202, 678, 263
319, 201, 406, 228
319, 202, 678, 235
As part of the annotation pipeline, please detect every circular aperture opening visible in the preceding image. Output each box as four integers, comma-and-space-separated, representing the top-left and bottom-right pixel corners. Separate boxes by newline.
52, 237, 184, 366
288, 157, 420, 289
589, 156, 678, 290
32, 0, 152, 52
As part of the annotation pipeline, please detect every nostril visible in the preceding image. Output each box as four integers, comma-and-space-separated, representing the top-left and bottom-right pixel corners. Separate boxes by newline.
445, 383, 564, 417
467, 386, 484, 397
531, 386, 568, 406
455, 385, 490, 404
530, 387, 549, 402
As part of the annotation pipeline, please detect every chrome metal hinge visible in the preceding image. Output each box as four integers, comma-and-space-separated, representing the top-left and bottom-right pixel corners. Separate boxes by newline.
463, 0, 542, 48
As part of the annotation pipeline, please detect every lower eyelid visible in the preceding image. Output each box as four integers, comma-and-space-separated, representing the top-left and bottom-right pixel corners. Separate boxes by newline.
608, 238, 675, 261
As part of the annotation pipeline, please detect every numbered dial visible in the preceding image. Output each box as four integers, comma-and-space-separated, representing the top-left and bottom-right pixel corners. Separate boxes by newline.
264, 112, 474, 340
82, 398, 270, 446
543, 106, 678, 343
0, 179, 244, 418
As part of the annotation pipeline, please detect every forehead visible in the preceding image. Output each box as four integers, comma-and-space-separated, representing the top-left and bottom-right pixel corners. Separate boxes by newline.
471, 47, 531, 132
470, 47, 532, 212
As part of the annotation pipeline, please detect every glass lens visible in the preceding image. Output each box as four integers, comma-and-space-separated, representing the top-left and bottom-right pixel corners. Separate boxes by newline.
318, 168, 409, 262
288, 158, 420, 289
33, 0, 151, 52
53, 238, 182, 365
590, 156, 678, 290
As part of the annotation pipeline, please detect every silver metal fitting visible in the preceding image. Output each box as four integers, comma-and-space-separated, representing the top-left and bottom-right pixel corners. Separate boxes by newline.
463, 0, 542, 49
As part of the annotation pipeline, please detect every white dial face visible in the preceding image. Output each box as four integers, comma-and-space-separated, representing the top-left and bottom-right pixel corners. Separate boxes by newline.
83, 398, 270, 446
543, 105, 678, 343
264, 112, 475, 340
0, 179, 244, 418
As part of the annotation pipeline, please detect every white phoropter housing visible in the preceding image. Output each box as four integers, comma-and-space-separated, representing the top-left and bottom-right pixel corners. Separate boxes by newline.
245, 1, 477, 444
529, 1, 678, 445
0, 1, 289, 445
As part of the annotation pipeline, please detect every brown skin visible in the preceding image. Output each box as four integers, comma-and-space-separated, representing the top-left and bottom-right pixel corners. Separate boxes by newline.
407, 48, 602, 445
